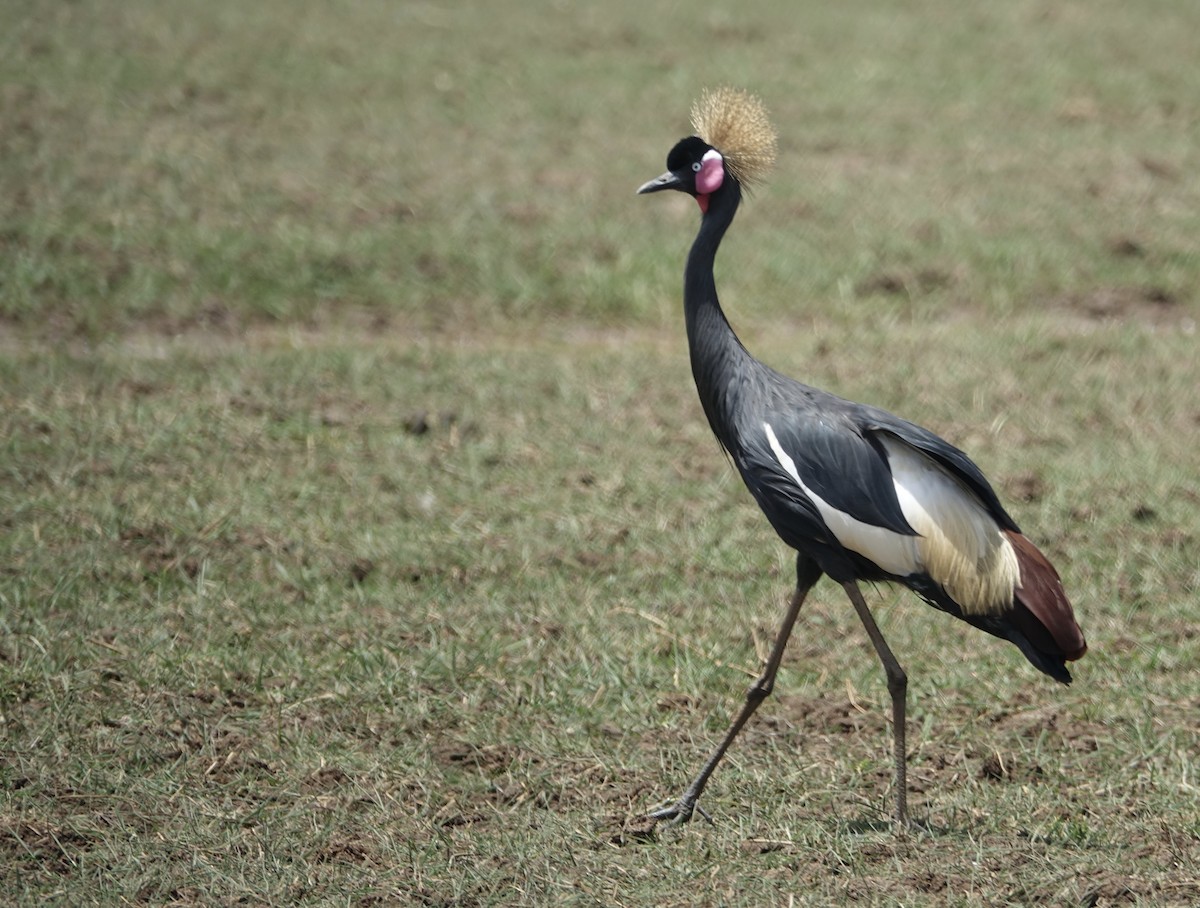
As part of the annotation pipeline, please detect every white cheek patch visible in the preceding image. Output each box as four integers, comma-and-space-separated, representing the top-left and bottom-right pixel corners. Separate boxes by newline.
764, 423, 1019, 614
696, 149, 725, 194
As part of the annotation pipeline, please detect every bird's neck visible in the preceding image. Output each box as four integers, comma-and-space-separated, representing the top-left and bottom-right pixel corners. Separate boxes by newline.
684, 181, 755, 444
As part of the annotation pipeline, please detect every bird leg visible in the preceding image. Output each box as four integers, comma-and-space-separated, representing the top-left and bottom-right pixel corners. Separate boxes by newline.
649, 582, 812, 825
841, 581, 909, 828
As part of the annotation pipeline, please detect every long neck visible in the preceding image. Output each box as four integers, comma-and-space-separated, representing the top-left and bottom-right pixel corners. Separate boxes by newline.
684, 179, 755, 446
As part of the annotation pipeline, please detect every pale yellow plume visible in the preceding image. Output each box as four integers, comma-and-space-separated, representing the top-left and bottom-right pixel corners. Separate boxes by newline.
690, 87, 778, 189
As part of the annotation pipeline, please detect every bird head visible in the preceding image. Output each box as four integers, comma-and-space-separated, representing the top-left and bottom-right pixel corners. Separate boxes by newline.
637, 136, 724, 210
638, 87, 777, 213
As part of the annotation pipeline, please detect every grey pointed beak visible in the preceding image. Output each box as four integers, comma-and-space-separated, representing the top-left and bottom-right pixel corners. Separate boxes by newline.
637, 171, 684, 195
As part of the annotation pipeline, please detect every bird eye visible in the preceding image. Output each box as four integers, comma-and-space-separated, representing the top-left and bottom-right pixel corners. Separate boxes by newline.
692, 162, 702, 172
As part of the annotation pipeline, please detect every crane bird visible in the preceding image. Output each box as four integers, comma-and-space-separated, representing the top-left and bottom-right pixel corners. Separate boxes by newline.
636, 88, 1086, 828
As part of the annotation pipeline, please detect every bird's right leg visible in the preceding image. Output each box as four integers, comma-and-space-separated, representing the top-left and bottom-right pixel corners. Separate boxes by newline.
649, 561, 820, 825
841, 581, 909, 829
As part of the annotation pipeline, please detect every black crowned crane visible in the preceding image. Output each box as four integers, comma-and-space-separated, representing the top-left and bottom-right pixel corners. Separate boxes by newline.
636, 88, 1086, 828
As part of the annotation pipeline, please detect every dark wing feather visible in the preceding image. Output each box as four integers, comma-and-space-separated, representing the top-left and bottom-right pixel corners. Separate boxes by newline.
750, 405, 916, 536
858, 406, 1021, 533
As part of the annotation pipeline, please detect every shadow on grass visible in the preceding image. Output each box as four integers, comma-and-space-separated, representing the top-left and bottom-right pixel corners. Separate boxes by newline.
618, 806, 965, 850
842, 814, 961, 839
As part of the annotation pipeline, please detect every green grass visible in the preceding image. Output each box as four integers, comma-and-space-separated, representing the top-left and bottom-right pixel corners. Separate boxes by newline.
2, 1, 1200, 905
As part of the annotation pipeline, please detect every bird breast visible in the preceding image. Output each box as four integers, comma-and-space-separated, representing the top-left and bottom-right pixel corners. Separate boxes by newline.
763, 423, 1020, 614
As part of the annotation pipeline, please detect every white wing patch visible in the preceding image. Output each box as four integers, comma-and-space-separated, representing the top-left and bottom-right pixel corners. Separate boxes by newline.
764, 422, 1018, 615
764, 423, 920, 577
879, 437, 1018, 614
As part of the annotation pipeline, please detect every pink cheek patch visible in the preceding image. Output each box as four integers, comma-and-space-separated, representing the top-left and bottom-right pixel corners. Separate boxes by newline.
695, 150, 725, 194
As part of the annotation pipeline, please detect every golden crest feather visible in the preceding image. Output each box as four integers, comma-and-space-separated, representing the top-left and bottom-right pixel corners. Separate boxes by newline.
690, 87, 778, 188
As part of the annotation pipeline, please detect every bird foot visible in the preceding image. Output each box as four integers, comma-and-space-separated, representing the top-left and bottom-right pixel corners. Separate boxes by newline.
647, 798, 714, 826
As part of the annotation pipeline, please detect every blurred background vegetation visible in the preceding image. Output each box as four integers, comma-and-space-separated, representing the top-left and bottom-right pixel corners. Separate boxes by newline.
4, 1, 1198, 338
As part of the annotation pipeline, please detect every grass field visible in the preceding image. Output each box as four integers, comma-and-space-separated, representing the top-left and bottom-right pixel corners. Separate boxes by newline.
3, 1, 1200, 905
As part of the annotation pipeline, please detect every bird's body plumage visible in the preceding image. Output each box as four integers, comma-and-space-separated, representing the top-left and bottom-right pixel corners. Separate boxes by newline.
639, 88, 1085, 827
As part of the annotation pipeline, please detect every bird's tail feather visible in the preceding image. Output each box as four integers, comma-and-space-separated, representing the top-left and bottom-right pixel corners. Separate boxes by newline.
1004, 531, 1087, 667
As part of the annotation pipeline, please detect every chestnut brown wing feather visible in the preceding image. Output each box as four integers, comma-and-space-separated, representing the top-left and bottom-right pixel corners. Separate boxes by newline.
1005, 531, 1087, 661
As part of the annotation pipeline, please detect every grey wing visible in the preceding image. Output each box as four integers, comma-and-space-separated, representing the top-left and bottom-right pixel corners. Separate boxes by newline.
860, 407, 1021, 533
749, 411, 917, 536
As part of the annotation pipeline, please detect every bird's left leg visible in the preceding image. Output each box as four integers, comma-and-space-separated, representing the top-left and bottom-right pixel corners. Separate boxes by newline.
841, 581, 909, 829
650, 559, 821, 826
